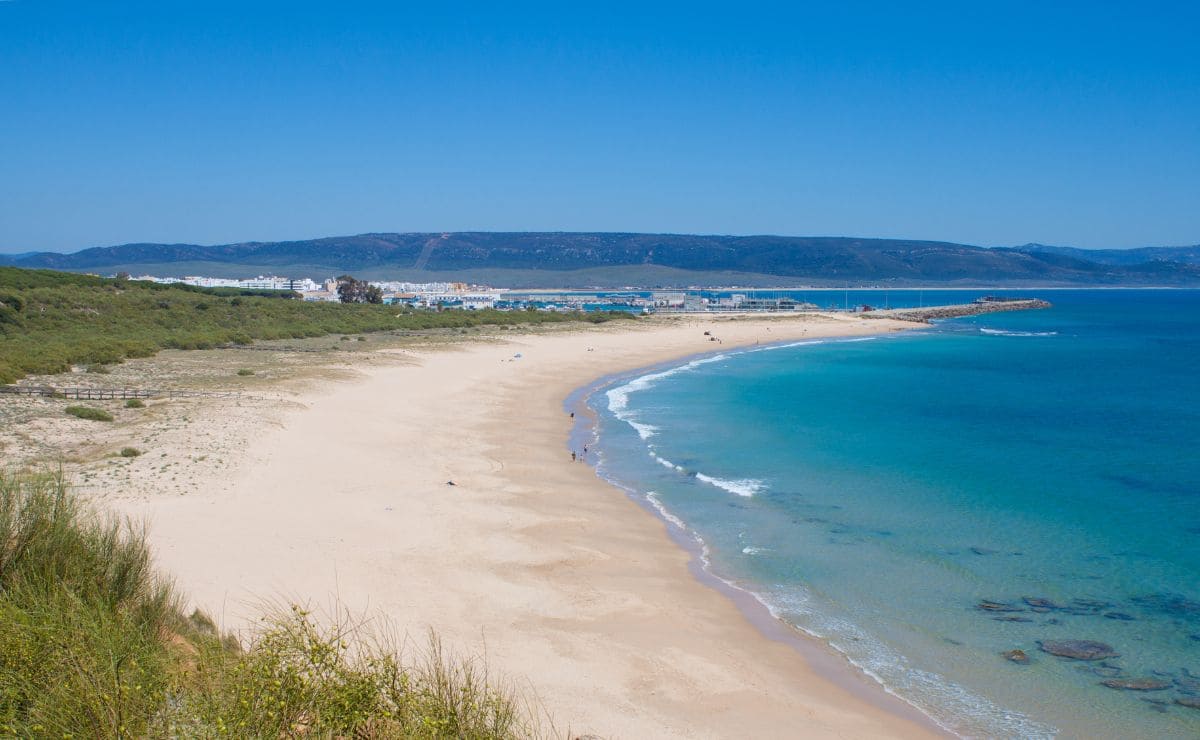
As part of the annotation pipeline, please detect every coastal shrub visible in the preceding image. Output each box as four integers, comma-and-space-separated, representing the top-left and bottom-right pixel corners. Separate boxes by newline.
0, 265, 635, 384
64, 406, 114, 422
0, 470, 540, 738
236, 368, 254, 376
119, 447, 141, 458
124, 399, 145, 408
85, 364, 111, 374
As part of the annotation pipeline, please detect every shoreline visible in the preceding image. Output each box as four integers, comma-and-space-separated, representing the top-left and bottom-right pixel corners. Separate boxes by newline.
107, 313, 945, 738
564, 341, 953, 735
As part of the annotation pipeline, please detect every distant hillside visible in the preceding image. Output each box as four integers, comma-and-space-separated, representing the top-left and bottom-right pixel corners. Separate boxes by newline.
1017, 243, 1200, 267
3, 233, 1199, 287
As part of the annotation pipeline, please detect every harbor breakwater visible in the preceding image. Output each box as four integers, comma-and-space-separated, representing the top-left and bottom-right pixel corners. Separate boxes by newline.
863, 298, 1051, 322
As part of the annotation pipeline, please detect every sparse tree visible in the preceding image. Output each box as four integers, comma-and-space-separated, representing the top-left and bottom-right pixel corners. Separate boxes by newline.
336, 275, 384, 304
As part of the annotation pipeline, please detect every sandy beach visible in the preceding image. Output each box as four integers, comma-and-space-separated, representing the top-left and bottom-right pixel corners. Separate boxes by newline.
105, 313, 942, 738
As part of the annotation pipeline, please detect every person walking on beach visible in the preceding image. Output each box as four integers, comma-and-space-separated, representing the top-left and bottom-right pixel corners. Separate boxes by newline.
571, 451, 577, 462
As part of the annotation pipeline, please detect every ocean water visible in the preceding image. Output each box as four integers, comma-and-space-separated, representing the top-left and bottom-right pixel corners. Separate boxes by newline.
585, 290, 1200, 738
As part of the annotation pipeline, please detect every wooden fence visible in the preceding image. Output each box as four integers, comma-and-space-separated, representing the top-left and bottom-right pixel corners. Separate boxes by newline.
0, 386, 243, 400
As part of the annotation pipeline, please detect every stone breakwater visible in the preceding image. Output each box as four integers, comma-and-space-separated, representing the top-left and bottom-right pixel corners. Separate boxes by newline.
862, 299, 1052, 323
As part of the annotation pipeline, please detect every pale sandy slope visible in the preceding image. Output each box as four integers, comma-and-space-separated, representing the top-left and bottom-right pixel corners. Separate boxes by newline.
117, 313, 943, 739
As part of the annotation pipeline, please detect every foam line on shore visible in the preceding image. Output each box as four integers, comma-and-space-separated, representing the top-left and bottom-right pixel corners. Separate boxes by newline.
576, 331, 1057, 738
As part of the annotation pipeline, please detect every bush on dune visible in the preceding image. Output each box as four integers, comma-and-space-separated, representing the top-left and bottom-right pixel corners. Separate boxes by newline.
64, 405, 114, 422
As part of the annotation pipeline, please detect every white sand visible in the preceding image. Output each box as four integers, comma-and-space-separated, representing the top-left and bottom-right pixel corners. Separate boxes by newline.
117, 313, 940, 738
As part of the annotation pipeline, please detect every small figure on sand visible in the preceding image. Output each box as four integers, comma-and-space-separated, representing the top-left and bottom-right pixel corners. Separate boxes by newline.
571, 451, 577, 462
570, 412, 575, 418
446, 480, 456, 486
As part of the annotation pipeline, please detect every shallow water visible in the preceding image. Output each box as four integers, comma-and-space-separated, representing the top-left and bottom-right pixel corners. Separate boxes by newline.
589, 290, 1200, 738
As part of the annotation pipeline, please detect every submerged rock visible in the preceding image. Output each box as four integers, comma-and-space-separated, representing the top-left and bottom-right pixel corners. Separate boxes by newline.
1104, 612, 1137, 621
1023, 597, 1063, 610
970, 546, 998, 555
1175, 673, 1200, 695
1101, 678, 1171, 691
1082, 664, 1124, 678
1002, 649, 1030, 664
978, 600, 1025, 613
1177, 696, 1200, 710
1039, 639, 1119, 660
993, 616, 1034, 623
1131, 593, 1200, 618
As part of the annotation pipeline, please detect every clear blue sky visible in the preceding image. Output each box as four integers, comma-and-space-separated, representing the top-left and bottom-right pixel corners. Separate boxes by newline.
2, 1, 1197, 253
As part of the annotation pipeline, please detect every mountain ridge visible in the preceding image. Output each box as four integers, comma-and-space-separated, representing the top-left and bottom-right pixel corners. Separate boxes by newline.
2, 232, 1198, 287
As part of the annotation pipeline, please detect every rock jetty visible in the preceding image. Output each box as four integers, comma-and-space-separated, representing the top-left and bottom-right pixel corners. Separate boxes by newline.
863, 299, 1051, 323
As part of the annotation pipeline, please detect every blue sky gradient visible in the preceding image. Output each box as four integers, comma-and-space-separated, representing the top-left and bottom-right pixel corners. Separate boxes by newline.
2, 1, 1197, 252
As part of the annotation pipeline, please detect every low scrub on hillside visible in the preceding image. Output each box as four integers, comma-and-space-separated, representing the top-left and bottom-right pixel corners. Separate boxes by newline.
0, 266, 635, 384
0, 470, 541, 738
64, 405, 114, 422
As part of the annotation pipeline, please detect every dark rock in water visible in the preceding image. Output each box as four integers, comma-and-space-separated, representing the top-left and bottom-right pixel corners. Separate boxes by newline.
1131, 593, 1200, 618
1071, 598, 1112, 610
1030, 606, 1051, 613
1142, 698, 1170, 713
970, 546, 998, 555
993, 616, 1034, 623
1002, 649, 1030, 664
977, 600, 1025, 613
1175, 674, 1200, 695
1023, 597, 1063, 610
1039, 639, 1119, 660
1101, 678, 1171, 691
1177, 696, 1200, 710
1104, 612, 1136, 621
1045, 618, 1062, 625
1191, 634, 1200, 642
1084, 664, 1124, 678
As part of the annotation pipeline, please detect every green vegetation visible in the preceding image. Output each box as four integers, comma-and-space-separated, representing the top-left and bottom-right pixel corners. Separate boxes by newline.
119, 447, 141, 458
236, 368, 255, 376
125, 398, 145, 409
0, 471, 537, 737
64, 405, 114, 422
0, 266, 635, 384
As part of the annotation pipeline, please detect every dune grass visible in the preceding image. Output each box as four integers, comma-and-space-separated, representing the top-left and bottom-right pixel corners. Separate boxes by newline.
0, 470, 542, 738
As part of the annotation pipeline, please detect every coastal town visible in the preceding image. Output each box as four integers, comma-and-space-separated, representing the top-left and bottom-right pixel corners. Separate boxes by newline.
126, 273, 1052, 317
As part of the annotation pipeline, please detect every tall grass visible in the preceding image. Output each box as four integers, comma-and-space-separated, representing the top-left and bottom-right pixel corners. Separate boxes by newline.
0, 471, 543, 738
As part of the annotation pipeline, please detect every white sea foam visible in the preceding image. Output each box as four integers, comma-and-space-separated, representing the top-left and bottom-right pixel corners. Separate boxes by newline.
644, 492, 688, 531
694, 472, 765, 498
979, 327, 1057, 337
627, 420, 658, 439
605, 353, 729, 438
651, 452, 684, 471
741, 546, 769, 555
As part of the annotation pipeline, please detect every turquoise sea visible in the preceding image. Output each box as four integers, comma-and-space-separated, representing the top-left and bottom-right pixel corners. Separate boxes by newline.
585, 290, 1200, 738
